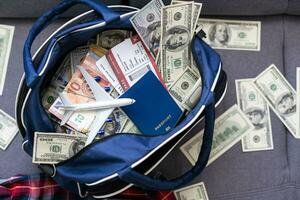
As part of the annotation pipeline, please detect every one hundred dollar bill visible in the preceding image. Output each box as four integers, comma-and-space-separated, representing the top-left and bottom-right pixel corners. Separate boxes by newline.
171, 0, 202, 75
169, 67, 199, 110
297, 68, 300, 138
51, 55, 72, 89
236, 79, 274, 152
130, 0, 164, 57
198, 19, 261, 51
253, 64, 299, 138
172, 0, 202, 32
122, 119, 141, 134
101, 109, 128, 135
70, 46, 89, 73
0, 25, 14, 95
41, 86, 61, 110
174, 182, 209, 200
160, 2, 194, 85
0, 109, 18, 150
182, 78, 202, 110
180, 105, 254, 166
96, 29, 132, 50
32, 132, 87, 164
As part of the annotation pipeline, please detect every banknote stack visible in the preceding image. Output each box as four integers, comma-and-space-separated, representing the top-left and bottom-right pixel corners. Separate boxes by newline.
37, 30, 147, 164
36, 31, 177, 163
131, 0, 203, 111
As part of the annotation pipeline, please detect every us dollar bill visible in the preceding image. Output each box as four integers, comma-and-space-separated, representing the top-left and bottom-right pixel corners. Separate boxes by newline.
0, 25, 14, 95
297, 68, 300, 138
198, 19, 261, 51
174, 182, 209, 200
169, 67, 199, 110
182, 78, 202, 110
160, 2, 194, 85
96, 29, 132, 50
32, 132, 87, 164
122, 119, 141, 134
236, 79, 274, 152
41, 86, 61, 110
253, 64, 299, 138
70, 46, 89, 73
172, 0, 202, 32
101, 109, 128, 135
130, 0, 164, 57
51, 55, 72, 89
0, 109, 18, 150
180, 105, 254, 166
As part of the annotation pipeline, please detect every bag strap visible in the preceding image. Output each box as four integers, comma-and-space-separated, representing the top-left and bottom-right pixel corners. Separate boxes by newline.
23, 0, 120, 88
119, 92, 215, 190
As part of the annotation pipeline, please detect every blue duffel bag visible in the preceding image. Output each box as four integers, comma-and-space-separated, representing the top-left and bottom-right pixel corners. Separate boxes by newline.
15, 0, 227, 198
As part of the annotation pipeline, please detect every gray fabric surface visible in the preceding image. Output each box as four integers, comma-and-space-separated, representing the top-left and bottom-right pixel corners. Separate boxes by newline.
0, 0, 296, 18
283, 15, 300, 186
286, 0, 300, 15
198, 0, 287, 16
0, 0, 124, 18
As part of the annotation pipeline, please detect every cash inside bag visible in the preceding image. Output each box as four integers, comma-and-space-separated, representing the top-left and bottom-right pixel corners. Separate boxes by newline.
35, 0, 203, 165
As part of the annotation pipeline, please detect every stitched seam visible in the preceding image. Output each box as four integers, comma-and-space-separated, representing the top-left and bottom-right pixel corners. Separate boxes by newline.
284, 0, 290, 14
282, 14, 292, 184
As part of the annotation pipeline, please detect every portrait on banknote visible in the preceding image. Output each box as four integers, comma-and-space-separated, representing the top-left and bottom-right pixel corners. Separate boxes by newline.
165, 26, 190, 51
97, 30, 129, 49
208, 22, 231, 47
244, 107, 266, 129
144, 21, 161, 55
103, 114, 120, 135
275, 92, 296, 116
69, 139, 85, 157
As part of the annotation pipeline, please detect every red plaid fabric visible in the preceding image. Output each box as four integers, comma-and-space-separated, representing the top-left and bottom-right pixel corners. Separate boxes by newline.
0, 174, 176, 200
0, 174, 78, 200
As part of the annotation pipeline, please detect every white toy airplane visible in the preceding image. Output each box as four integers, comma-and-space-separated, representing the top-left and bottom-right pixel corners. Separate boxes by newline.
57, 98, 134, 111
59, 66, 134, 146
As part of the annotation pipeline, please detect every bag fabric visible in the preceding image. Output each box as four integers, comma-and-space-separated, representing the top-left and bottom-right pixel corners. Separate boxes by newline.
15, 0, 227, 198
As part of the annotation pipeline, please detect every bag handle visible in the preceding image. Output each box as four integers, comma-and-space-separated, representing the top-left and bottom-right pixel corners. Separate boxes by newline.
119, 93, 215, 190
23, 0, 120, 87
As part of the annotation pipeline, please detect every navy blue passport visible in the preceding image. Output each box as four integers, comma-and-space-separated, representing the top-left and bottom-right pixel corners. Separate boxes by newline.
120, 71, 183, 135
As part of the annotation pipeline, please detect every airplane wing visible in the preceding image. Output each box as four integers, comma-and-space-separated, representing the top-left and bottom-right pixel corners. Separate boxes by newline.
78, 66, 115, 146
59, 93, 74, 126
85, 108, 113, 145
78, 66, 114, 101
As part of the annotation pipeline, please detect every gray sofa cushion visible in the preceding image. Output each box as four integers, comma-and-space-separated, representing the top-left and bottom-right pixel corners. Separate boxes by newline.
283, 15, 300, 186
286, 0, 300, 15
198, 0, 288, 16
0, 0, 293, 18
0, 0, 124, 18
